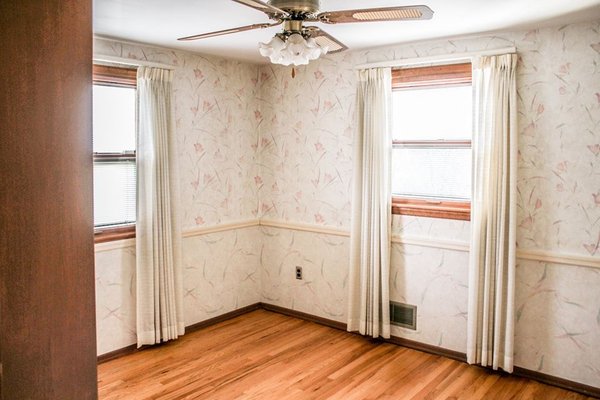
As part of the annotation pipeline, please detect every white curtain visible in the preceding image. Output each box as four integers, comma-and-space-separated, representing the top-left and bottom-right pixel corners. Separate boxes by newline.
347, 68, 392, 339
467, 54, 518, 372
136, 66, 184, 347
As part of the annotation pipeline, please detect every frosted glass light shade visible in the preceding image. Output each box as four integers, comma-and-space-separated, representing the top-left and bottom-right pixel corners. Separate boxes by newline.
259, 33, 328, 66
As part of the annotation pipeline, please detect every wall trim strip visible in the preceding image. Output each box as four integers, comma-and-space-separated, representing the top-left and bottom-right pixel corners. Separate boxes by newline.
97, 344, 138, 364
94, 238, 136, 253
98, 303, 600, 397
261, 303, 467, 363
94, 219, 260, 253
517, 248, 599, 270
182, 219, 259, 238
261, 304, 600, 398
97, 303, 262, 364
260, 303, 347, 331
354, 46, 517, 70
394, 235, 469, 252
93, 54, 175, 70
259, 219, 349, 237
95, 218, 599, 269
513, 367, 600, 398
185, 303, 262, 333
259, 220, 599, 269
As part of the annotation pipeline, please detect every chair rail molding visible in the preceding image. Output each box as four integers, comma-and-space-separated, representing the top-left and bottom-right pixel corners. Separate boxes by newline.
94, 219, 260, 253
94, 218, 599, 270
258, 220, 600, 270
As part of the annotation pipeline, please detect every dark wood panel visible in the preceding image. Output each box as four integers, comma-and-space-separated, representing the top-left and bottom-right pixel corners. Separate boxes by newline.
98, 310, 596, 399
0, 1, 98, 399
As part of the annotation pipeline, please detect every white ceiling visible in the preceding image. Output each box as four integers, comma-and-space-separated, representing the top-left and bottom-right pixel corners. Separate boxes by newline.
93, 0, 600, 64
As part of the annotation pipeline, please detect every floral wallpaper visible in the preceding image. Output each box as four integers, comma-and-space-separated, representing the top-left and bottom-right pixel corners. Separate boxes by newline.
389, 243, 469, 353
256, 22, 600, 255
256, 20, 600, 388
94, 38, 261, 229
95, 246, 136, 355
259, 227, 348, 321
182, 228, 261, 324
515, 261, 600, 387
256, 60, 356, 228
94, 19, 600, 389
93, 39, 262, 355
95, 227, 261, 356
515, 24, 600, 255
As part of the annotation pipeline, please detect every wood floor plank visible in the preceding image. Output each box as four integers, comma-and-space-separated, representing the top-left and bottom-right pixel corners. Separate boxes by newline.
98, 310, 595, 400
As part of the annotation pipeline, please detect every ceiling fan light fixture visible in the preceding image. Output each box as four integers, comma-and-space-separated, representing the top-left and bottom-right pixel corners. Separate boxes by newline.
259, 35, 285, 57
178, 1, 433, 63
259, 32, 328, 66
306, 37, 329, 59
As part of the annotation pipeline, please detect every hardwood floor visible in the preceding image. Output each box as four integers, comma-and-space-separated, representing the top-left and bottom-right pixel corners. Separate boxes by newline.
98, 310, 594, 399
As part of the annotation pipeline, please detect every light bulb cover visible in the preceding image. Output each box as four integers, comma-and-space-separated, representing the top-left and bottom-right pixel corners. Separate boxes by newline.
258, 33, 328, 66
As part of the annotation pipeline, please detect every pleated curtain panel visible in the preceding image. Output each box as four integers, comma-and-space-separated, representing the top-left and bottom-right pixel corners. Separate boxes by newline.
347, 68, 393, 339
136, 66, 185, 347
467, 54, 518, 372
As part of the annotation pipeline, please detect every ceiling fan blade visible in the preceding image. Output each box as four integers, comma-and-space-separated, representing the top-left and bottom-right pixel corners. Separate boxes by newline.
178, 21, 282, 41
318, 5, 433, 24
232, 0, 289, 19
306, 27, 348, 54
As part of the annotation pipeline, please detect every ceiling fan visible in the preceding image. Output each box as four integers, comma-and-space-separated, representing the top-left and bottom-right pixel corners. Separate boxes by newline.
178, 0, 434, 66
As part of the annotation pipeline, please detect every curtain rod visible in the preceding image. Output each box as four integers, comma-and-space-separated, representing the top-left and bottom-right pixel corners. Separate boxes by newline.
93, 54, 175, 70
354, 46, 516, 70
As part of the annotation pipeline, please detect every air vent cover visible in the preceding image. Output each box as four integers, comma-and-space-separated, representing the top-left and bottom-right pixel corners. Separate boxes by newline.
390, 301, 417, 330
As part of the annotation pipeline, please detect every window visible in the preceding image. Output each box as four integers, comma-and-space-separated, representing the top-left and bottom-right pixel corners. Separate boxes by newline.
93, 65, 137, 243
391, 63, 472, 220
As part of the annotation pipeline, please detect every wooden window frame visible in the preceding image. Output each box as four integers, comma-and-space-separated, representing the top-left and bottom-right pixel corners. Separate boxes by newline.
93, 64, 137, 243
391, 63, 472, 221
93, 64, 137, 88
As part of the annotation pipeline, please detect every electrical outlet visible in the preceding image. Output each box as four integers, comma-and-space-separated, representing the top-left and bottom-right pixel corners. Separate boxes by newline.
295, 266, 303, 280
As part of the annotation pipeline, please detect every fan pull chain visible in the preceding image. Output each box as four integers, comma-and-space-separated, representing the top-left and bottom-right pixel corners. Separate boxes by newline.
291, 67, 296, 79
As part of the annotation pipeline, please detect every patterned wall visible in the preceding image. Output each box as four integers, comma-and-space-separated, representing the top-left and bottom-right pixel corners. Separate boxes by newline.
256, 21, 600, 387
93, 19, 600, 388
93, 39, 262, 355
257, 22, 600, 255
94, 39, 261, 229
95, 228, 261, 356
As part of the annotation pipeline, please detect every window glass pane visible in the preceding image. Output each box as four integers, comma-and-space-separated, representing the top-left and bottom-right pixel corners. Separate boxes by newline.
392, 85, 472, 140
93, 161, 136, 227
93, 85, 136, 153
392, 147, 471, 200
